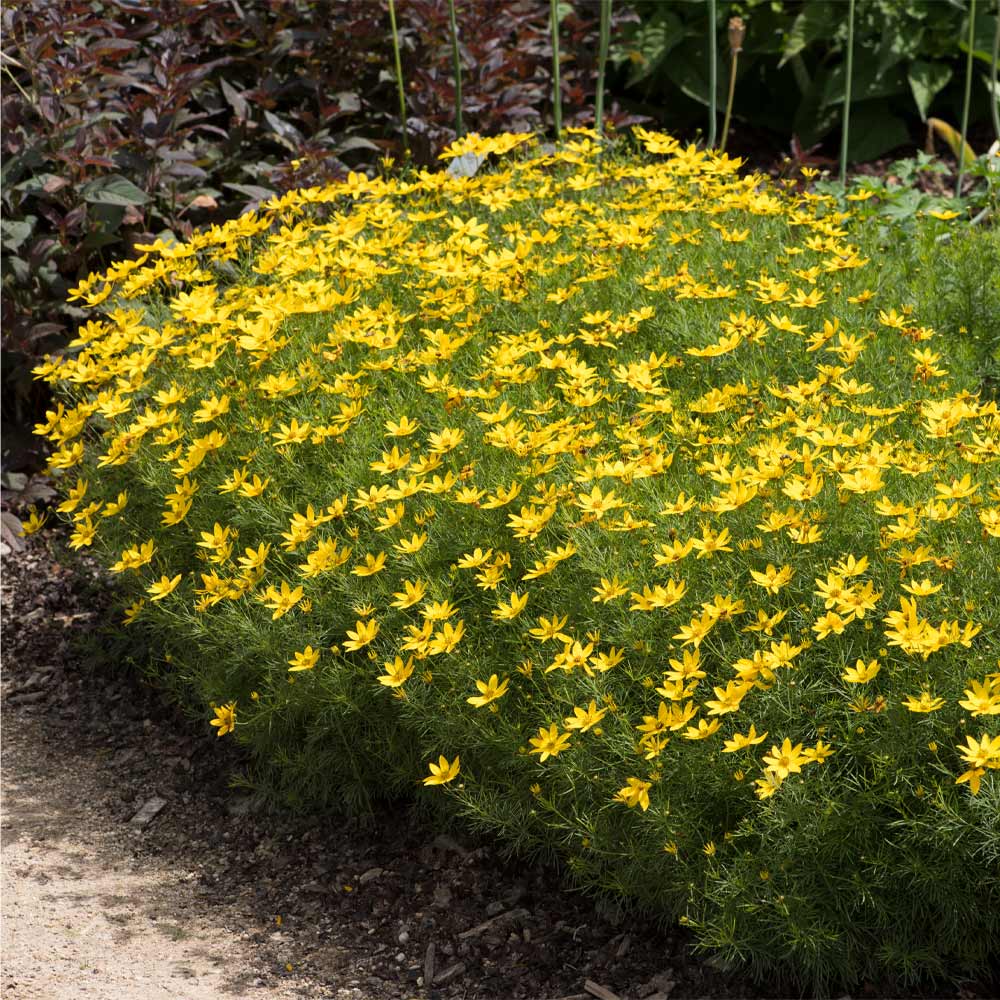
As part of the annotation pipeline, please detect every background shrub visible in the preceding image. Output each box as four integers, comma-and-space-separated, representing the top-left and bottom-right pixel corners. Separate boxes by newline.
36, 134, 1000, 990
617, 0, 999, 161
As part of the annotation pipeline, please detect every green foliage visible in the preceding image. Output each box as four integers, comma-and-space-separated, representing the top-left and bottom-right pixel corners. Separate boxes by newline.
615, 0, 998, 159
34, 132, 1000, 991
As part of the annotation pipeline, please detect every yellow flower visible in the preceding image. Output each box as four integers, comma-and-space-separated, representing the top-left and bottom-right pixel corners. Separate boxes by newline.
467, 674, 510, 708
592, 576, 630, 603
287, 645, 320, 672
575, 484, 625, 519
391, 578, 427, 608
394, 532, 427, 554
423, 754, 460, 786
147, 573, 182, 601
378, 655, 415, 688
210, 701, 236, 737
614, 777, 652, 811
344, 618, 379, 652
956, 732, 1000, 770
722, 724, 768, 753
749, 563, 793, 594
841, 658, 880, 683
563, 700, 608, 732
901, 689, 945, 713
385, 415, 420, 436
958, 680, 1000, 717
258, 580, 304, 619
122, 598, 145, 625
492, 590, 528, 621
683, 718, 721, 740
17, 508, 48, 536
352, 551, 387, 576
763, 738, 808, 779
528, 724, 572, 761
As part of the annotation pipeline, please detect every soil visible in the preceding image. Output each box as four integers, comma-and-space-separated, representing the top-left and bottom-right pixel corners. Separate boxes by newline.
2, 531, 997, 1000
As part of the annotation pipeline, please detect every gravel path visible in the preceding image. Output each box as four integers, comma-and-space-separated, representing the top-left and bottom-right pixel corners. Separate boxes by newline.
2, 716, 321, 1000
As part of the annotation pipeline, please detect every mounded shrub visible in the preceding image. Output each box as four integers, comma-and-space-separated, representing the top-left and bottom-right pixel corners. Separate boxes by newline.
36, 131, 1000, 991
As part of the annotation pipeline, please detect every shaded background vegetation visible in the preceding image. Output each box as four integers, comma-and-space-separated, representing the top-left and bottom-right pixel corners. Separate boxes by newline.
2, 0, 997, 470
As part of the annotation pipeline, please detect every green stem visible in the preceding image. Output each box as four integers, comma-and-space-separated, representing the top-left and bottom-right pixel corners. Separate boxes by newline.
839, 0, 856, 184
720, 50, 738, 153
990, 0, 999, 142
387, 0, 409, 158
708, 0, 717, 147
551, 0, 563, 144
595, 0, 611, 137
447, 0, 464, 138
957, 0, 977, 196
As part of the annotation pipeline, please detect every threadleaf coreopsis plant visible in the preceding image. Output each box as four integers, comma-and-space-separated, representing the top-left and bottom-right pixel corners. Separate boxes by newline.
36, 128, 999, 990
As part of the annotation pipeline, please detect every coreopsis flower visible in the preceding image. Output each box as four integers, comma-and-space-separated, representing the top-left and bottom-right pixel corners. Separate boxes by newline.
958, 680, 1000, 717
528, 724, 572, 761
841, 658, 880, 683
210, 702, 236, 737
615, 777, 652, 811
563, 700, 607, 732
902, 689, 945, 713
258, 580, 304, 619
352, 551, 387, 577
147, 574, 182, 601
749, 563, 793, 594
763, 738, 808, 779
344, 618, 379, 652
288, 645, 320, 672
17, 508, 48, 536
378, 655, 415, 688
492, 591, 528, 621
722, 725, 768, 753
423, 755, 460, 786
467, 674, 510, 708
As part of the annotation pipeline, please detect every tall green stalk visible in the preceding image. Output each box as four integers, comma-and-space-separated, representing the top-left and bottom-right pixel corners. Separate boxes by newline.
387, 0, 409, 158
720, 16, 745, 154
957, 0, 977, 195
595, 0, 611, 137
839, 0, 856, 184
447, 0, 464, 138
708, 0, 717, 147
550, 0, 563, 143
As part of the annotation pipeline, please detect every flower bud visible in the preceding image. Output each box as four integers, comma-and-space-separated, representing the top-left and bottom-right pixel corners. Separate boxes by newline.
728, 16, 745, 55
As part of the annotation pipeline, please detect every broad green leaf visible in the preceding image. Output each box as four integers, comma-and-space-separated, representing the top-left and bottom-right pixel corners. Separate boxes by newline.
780, 4, 837, 66
621, 12, 683, 87
821, 62, 907, 108
1, 218, 35, 251
82, 175, 149, 207
908, 61, 953, 121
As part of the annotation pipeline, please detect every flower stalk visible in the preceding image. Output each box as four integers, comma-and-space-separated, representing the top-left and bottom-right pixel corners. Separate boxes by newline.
708, 0, 718, 147
447, 0, 464, 138
387, 0, 409, 158
720, 16, 745, 153
595, 0, 611, 137
957, 0, 978, 196
839, 0, 856, 184
550, 0, 562, 143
